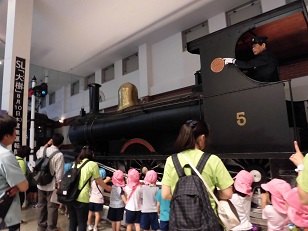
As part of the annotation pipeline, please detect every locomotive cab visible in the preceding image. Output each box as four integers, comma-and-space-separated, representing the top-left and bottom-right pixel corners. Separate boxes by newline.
187, 0, 308, 153
187, 0, 308, 179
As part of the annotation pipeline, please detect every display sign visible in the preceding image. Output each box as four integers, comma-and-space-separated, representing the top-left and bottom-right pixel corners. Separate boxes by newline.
12, 57, 26, 153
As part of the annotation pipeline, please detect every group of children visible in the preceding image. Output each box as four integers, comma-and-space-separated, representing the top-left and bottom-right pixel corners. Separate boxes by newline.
87, 168, 169, 231
230, 170, 308, 231
87, 167, 308, 231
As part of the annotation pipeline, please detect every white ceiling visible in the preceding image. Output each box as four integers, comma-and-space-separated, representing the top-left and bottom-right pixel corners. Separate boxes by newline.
0, 0, 251, 91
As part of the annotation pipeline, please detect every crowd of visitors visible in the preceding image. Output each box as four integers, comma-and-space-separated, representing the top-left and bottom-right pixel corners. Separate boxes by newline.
1, 116, 308, 231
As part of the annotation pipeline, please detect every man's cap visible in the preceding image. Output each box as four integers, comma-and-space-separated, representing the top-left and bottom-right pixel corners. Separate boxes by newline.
252, 36, 268, 44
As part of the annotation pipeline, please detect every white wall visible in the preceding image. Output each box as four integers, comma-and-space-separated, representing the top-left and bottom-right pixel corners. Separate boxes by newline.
208, 13, 227, 33
150, 33, 199, 95
55, 125, 71, 145
261, 0, 286, 13
285, 76, 308, 101
41, 31, 200, 119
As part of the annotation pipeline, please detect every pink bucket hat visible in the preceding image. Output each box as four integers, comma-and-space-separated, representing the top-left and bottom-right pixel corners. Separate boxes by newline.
127, 168, 140, 188
286, 187, 308, 228
261, 178, 291, 214
144, 170, 157, 185
112, 170, 125, 187
234, 170, 254, 196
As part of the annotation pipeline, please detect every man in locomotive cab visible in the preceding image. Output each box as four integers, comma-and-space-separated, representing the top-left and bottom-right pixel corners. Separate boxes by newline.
223, 36, 279, 82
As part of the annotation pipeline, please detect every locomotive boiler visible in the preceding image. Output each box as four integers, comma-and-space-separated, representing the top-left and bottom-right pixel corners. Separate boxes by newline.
69, 1, 308, 182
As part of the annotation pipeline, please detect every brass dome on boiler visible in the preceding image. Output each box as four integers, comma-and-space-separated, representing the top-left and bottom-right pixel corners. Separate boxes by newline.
117, 82, 139, 111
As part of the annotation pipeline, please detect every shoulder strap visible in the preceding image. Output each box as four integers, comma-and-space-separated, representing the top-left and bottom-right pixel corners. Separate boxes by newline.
16, 156, 23, 161
79, 177, 91, 194
76, 160, 90, 169
0, 191, 15, 219
42, 147, 59, 159
195, 152, 211, 174
47, 150, 61, 177
26, 164, 32, 173
78, 160, 91, 192
72, 159, 89, 170
181, 154, 221, 206
127, 185, 139, 202
43, 147, 47, 157
171, 154, 185, 177
48, 150, 60, 159
96, 181, 104, 196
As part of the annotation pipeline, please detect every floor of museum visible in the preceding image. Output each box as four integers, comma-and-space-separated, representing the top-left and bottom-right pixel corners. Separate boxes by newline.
1, 205, 117, 231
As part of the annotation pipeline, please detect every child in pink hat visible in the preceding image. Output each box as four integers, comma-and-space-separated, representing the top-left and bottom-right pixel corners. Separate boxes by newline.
286, 187, 308, 230
143, 170, 158, 186
140, 170, 160, 231
124, 168, 142, 231
107, 170, 127, 231
230, 170, 254, 231
126, 168, 141, 188
261, 178, 292, 231
112, 170, 126, 187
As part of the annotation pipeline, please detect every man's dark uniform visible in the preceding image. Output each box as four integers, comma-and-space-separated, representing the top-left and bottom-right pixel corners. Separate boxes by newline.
235, 49, 279, 82
233, 36, 279, 82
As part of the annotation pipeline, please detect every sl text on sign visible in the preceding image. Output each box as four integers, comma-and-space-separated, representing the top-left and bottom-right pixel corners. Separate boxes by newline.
12, 57, 26, 153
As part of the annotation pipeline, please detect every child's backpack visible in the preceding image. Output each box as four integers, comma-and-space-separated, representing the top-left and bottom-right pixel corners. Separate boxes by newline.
26, 164, 37, 188
169, 153, 222, 231
57, 160, 90, 204
15, 157, 36, 187
33, 148, 60, 186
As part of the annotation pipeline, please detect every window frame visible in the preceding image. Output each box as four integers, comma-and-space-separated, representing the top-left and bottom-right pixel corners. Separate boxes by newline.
84, 73, 95, 90
226, 0, 261, 26
71, 80, 80, 96
49, 92, 55, 105
102, 64, 115, 83
122, 53, 139, 75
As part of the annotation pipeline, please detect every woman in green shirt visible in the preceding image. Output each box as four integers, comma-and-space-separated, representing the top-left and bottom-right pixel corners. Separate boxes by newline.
67, 146, 112, 231
15, 145, 30, 211
161, 120, 234, 229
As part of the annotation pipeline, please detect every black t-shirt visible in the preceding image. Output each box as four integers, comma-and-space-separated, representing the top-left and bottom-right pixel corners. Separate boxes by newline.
235, 49, 279, 82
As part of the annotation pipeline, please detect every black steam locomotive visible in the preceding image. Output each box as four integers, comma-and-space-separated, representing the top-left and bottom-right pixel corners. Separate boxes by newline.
69, 1, 308, 182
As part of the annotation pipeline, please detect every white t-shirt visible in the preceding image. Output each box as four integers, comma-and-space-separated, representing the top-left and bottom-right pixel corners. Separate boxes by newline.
109, 185, 125, 208
124, 185, 142, 211
141, 185, 159, 213
89, 180, 104, 204
262, 205, 289, 231
230, 193, 252, 231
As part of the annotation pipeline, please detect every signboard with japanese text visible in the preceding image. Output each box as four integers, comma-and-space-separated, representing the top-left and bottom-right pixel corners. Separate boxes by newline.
12, 57, 26, 153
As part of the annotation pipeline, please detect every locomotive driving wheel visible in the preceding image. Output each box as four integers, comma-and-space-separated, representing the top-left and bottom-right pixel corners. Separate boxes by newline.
224, 158, 271, 186
111, 138, 165, 181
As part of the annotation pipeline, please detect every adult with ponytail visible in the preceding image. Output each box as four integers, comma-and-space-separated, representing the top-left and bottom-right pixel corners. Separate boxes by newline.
161, 119, 233, 216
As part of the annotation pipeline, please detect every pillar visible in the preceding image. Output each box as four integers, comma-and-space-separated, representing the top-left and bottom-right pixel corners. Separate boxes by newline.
2, 0, 33, 151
